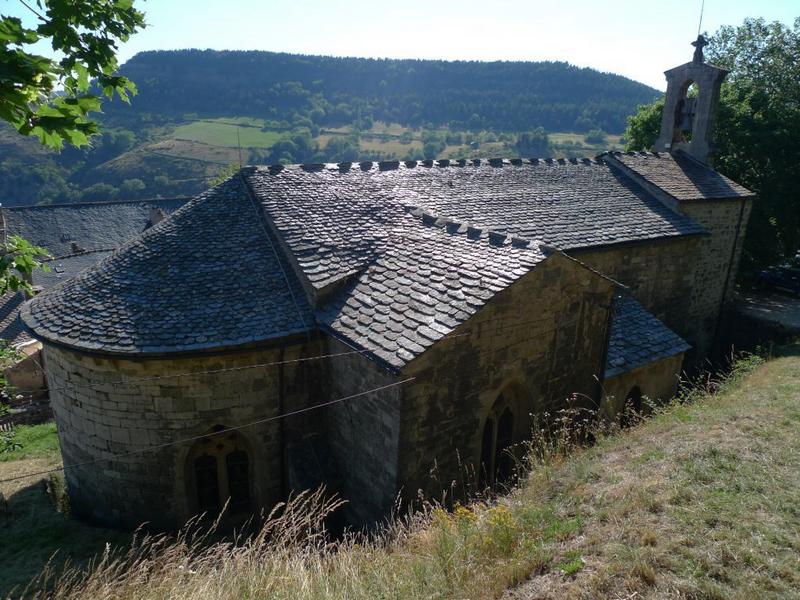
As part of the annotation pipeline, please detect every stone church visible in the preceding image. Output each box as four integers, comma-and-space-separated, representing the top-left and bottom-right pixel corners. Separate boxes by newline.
21, 41, 753, 529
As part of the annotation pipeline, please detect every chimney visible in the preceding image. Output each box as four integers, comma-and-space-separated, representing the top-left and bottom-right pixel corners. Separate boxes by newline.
148, 207, 166, 228
654, 35, 728, 164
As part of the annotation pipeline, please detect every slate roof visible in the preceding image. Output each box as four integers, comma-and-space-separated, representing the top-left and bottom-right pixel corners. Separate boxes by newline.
23, 157, 716, 366
0, 292, 30, 348
609, 151, 754, 201
3, 197, 190, 258
34, 250, 114, 288
0, 252, 117, 349
246, 160, 705, 295
22, 177, 312, 354
0, 198, 190, 347
605, 294, 690, 378
315, 211, 547, 368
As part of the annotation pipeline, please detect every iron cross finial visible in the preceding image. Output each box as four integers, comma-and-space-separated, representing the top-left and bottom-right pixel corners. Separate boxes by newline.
691, 34, 708, 63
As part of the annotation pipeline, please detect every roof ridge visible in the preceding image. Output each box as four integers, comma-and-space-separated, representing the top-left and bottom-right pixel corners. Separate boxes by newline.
2, 196, 194, 210
46, 247, 117, 261
255, 155, 609, 174
404, 205, 539, 251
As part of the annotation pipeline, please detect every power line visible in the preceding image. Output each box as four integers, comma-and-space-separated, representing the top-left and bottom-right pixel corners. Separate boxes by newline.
0, 377, 415, 485
11, 313, 556, 396
0, 313, 611, 485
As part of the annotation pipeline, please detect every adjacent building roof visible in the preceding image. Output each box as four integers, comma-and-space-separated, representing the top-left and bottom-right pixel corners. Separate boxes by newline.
3, 197, 190, 258
0, 198, 191, 348
609, 151, 754, 201
22, 177, 313, 354
605, 294, 690, 379
23, 157, 715, 366
33, 250, 114, 289
0, 292, 30, 348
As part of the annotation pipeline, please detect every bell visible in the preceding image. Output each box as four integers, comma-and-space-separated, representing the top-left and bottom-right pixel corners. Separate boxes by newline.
679, 97, 697, 133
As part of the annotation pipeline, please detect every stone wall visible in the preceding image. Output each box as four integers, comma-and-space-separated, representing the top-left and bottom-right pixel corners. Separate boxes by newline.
43, 338, 323, 529
574, 237, 699, 345
323, 338, 402, 525
600, 353, 684, 421
679, 199, 752, 359
574, 210, 751, 366
5, 341, 46, 395
396, 253, 616, 500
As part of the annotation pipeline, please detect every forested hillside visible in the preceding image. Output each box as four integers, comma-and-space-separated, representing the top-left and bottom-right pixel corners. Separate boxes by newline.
106, 50, 659, 134
0, 50, 658, 206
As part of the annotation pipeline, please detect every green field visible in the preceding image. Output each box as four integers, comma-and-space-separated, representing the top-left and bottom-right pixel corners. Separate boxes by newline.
172, 119, 282, 148
168, 118, 622, 158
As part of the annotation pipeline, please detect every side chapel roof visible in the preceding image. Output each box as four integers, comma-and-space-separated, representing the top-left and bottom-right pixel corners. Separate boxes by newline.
605, 294, 691, 379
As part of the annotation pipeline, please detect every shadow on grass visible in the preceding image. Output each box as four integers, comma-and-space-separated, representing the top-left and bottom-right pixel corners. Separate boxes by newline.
0, 478, 131, 599
774, 341, 800, 358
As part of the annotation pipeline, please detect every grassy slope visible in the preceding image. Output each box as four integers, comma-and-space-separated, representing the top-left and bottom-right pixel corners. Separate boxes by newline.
1, 349, 798, 598
504, 349, 800, 599
0, 425, 129, 599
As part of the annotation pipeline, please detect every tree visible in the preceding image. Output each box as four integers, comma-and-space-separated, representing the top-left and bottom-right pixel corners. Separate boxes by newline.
513, 129, 551, 157
0, 1, 144, 295
625, 18, 800, 268
423, 139, 444, 160
81, 182, 118, 201
120, 178, 145, 197
584, 129, 608, 145
0, 235, 50, 296
1, 0, 145, 150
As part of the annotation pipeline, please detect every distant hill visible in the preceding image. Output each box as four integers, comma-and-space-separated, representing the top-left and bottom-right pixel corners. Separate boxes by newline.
106, 50, 660, 134
0, 50, 660, 207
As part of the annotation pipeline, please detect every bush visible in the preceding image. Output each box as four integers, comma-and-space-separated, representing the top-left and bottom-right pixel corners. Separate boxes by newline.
584, 129, 607, 144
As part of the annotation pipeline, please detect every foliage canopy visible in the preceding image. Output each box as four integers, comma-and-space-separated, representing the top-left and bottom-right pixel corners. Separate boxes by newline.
0, 0, 145, 149
625, 18, 800, 267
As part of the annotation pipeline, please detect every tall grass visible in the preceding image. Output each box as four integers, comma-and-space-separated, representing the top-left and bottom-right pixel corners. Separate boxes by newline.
14, 352, 767, 600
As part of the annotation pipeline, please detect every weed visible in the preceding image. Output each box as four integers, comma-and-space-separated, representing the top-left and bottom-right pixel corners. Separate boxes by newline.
555, 549, 584, 576
1, 349, 795, 600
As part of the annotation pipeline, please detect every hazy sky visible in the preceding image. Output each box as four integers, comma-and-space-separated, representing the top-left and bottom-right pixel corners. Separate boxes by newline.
4, 0, 797, 89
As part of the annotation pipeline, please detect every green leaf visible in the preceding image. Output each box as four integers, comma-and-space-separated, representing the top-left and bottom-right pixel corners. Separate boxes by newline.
0, 17, 39, 44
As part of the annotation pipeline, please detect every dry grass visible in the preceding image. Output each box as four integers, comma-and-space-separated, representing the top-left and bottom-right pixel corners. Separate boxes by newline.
4, 349, 799, 599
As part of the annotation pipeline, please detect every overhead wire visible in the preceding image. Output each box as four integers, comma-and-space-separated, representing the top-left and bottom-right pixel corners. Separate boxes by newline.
0, 313, 586, 484
10, 313, 562, 396
0, 377, 415, 484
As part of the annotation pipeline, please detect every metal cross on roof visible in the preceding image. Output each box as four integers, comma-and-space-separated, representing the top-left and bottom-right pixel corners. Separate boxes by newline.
691, 34, 708, 64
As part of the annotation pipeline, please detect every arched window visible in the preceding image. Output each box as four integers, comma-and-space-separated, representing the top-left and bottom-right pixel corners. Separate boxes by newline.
620, 386, 643, 428
194, 454, 221, 513
479, 393, 516, 487
187, 427, 252, 517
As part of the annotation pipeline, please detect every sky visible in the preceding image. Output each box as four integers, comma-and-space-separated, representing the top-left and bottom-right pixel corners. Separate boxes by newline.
3, 0, 798, 90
